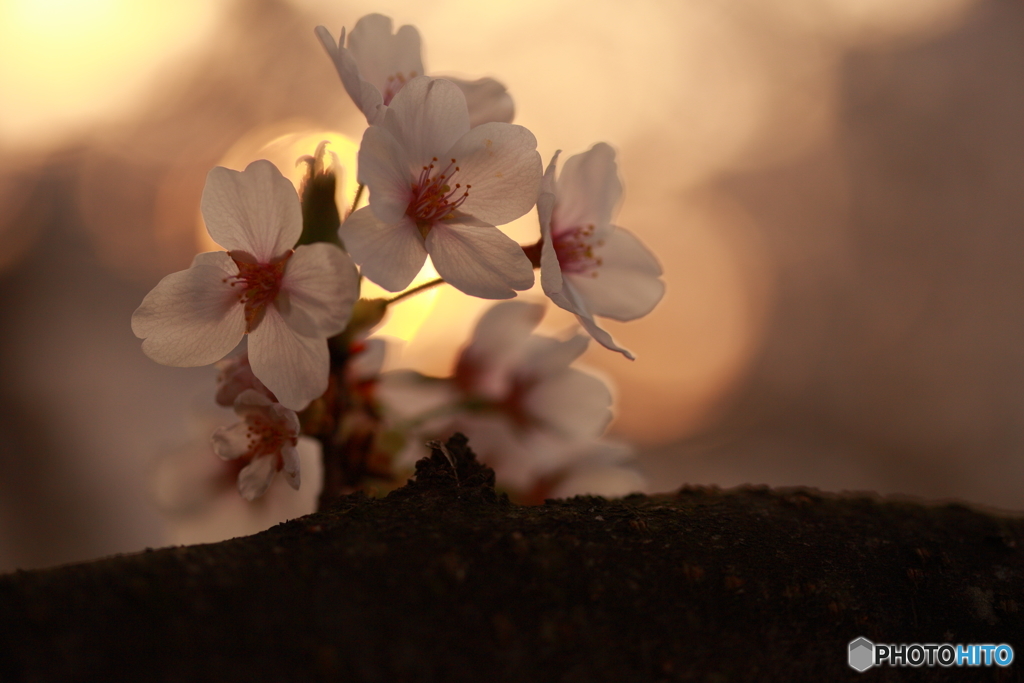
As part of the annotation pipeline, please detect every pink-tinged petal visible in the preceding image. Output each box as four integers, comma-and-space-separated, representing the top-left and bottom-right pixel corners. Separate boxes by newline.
382, 77, 470, 167
234, 387, 275, 411
280, 444, 300, 491
520, 333, 590, 377
445, 122, 541, 226
538, 152, 563, 298
315, 25, 383, 123
357, 125, 413, 224
278, 242, 359, 338
527, 367, 612, 441
471, 300, 543, 352
426, 223, 534, 299
376, 370, 460, 422
265, 395, 302, 434
565, 227, 664, 321
248, 307, 329, 410
237, 454, 277, 501
190, 250, 235, 271
215, 354, 275, 406
575, 311, 635, 360
132, 261, 245, 367
446, 76, 515, 127
347, 14, 423, 96
555, 143, 622, 237
211, 420, 252, 461
200, 161, 302, 262
339, 207, 427, 292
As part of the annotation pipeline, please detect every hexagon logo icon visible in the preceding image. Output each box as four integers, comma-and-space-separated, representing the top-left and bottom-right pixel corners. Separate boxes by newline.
849, 637, 874, 672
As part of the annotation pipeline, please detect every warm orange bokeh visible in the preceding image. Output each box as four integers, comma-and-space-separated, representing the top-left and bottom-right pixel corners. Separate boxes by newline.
6, 0, 1020, 570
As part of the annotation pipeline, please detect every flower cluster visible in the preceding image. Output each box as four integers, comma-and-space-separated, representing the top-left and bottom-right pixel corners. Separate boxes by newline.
133, 13, 664, 505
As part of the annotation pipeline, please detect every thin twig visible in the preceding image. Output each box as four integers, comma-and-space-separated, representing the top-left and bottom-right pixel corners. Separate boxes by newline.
386, 277, 446, 305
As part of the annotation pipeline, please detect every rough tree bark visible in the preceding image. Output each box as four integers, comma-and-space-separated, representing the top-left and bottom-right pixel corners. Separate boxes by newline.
1, 434, 1022, 682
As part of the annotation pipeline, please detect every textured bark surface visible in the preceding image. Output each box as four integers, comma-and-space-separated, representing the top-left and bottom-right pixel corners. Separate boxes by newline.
1, 435, 1023, 682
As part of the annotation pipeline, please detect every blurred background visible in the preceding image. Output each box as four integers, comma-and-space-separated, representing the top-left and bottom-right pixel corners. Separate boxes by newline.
1, 0, 1022, 571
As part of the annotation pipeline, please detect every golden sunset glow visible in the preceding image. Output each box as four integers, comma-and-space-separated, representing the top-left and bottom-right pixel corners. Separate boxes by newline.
0, 0, 221, 144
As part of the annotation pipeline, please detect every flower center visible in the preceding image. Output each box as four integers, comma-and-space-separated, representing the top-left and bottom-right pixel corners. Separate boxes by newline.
552, 224, 603, 275
244, 412, 296, 469
406, 157, 471, 238
226, 250, 292, 332
382, 71, 418, 106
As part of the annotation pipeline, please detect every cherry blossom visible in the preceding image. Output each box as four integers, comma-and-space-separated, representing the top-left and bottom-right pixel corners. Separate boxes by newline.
341, 76, 539, 299
212, 390, 301, 501
379, 301, 613, 491
315, 14, 514, 127
214, 353, 274, 407
131, 160, 360, 410
538, 144, 665, 359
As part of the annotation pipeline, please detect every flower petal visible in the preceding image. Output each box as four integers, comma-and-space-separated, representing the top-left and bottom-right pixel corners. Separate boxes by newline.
278, 242, 359, 338
445, 122, 542, 227
347, 14, 424, 97
459, 301, 544, 397
211, 420, 252, 461
527, 367, 612, 441
190, 250, 236, 270
237, 454, 277, 501
248, 306, 329, 410
555, 143, 622, 237
381, 76, 470, 168
538, 151, 563, 297
315, 25, 384, 123
446, 76, 515, 127
469, 300, 544, 361
520, 333, 590, 377
200, 160, 302, 262
339, 207, 427, 292
565, 227, 664, 321
426, 222, 534, 299
357, 125, 413, 224
575, 311, 635, 360
280, 444, 300, 491
132, 259, 245, 367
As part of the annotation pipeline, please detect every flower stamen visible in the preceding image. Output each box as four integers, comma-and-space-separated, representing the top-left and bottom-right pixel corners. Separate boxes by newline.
552, 224, 603, 275
243, 411, 296, 469
406, 157, 471, 237
225, 250, 293, 332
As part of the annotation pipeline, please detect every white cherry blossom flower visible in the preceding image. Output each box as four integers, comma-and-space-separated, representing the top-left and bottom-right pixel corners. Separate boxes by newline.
315, 14, 514, 126
212, 390, 301, 501
379, 301, 613, 490
132, 160, 360, 410
538, 144, 665, 359
341, 76, 539, 299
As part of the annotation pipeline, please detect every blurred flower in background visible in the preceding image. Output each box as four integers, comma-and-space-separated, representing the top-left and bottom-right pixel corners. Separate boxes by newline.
2, 0, 1023, 572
